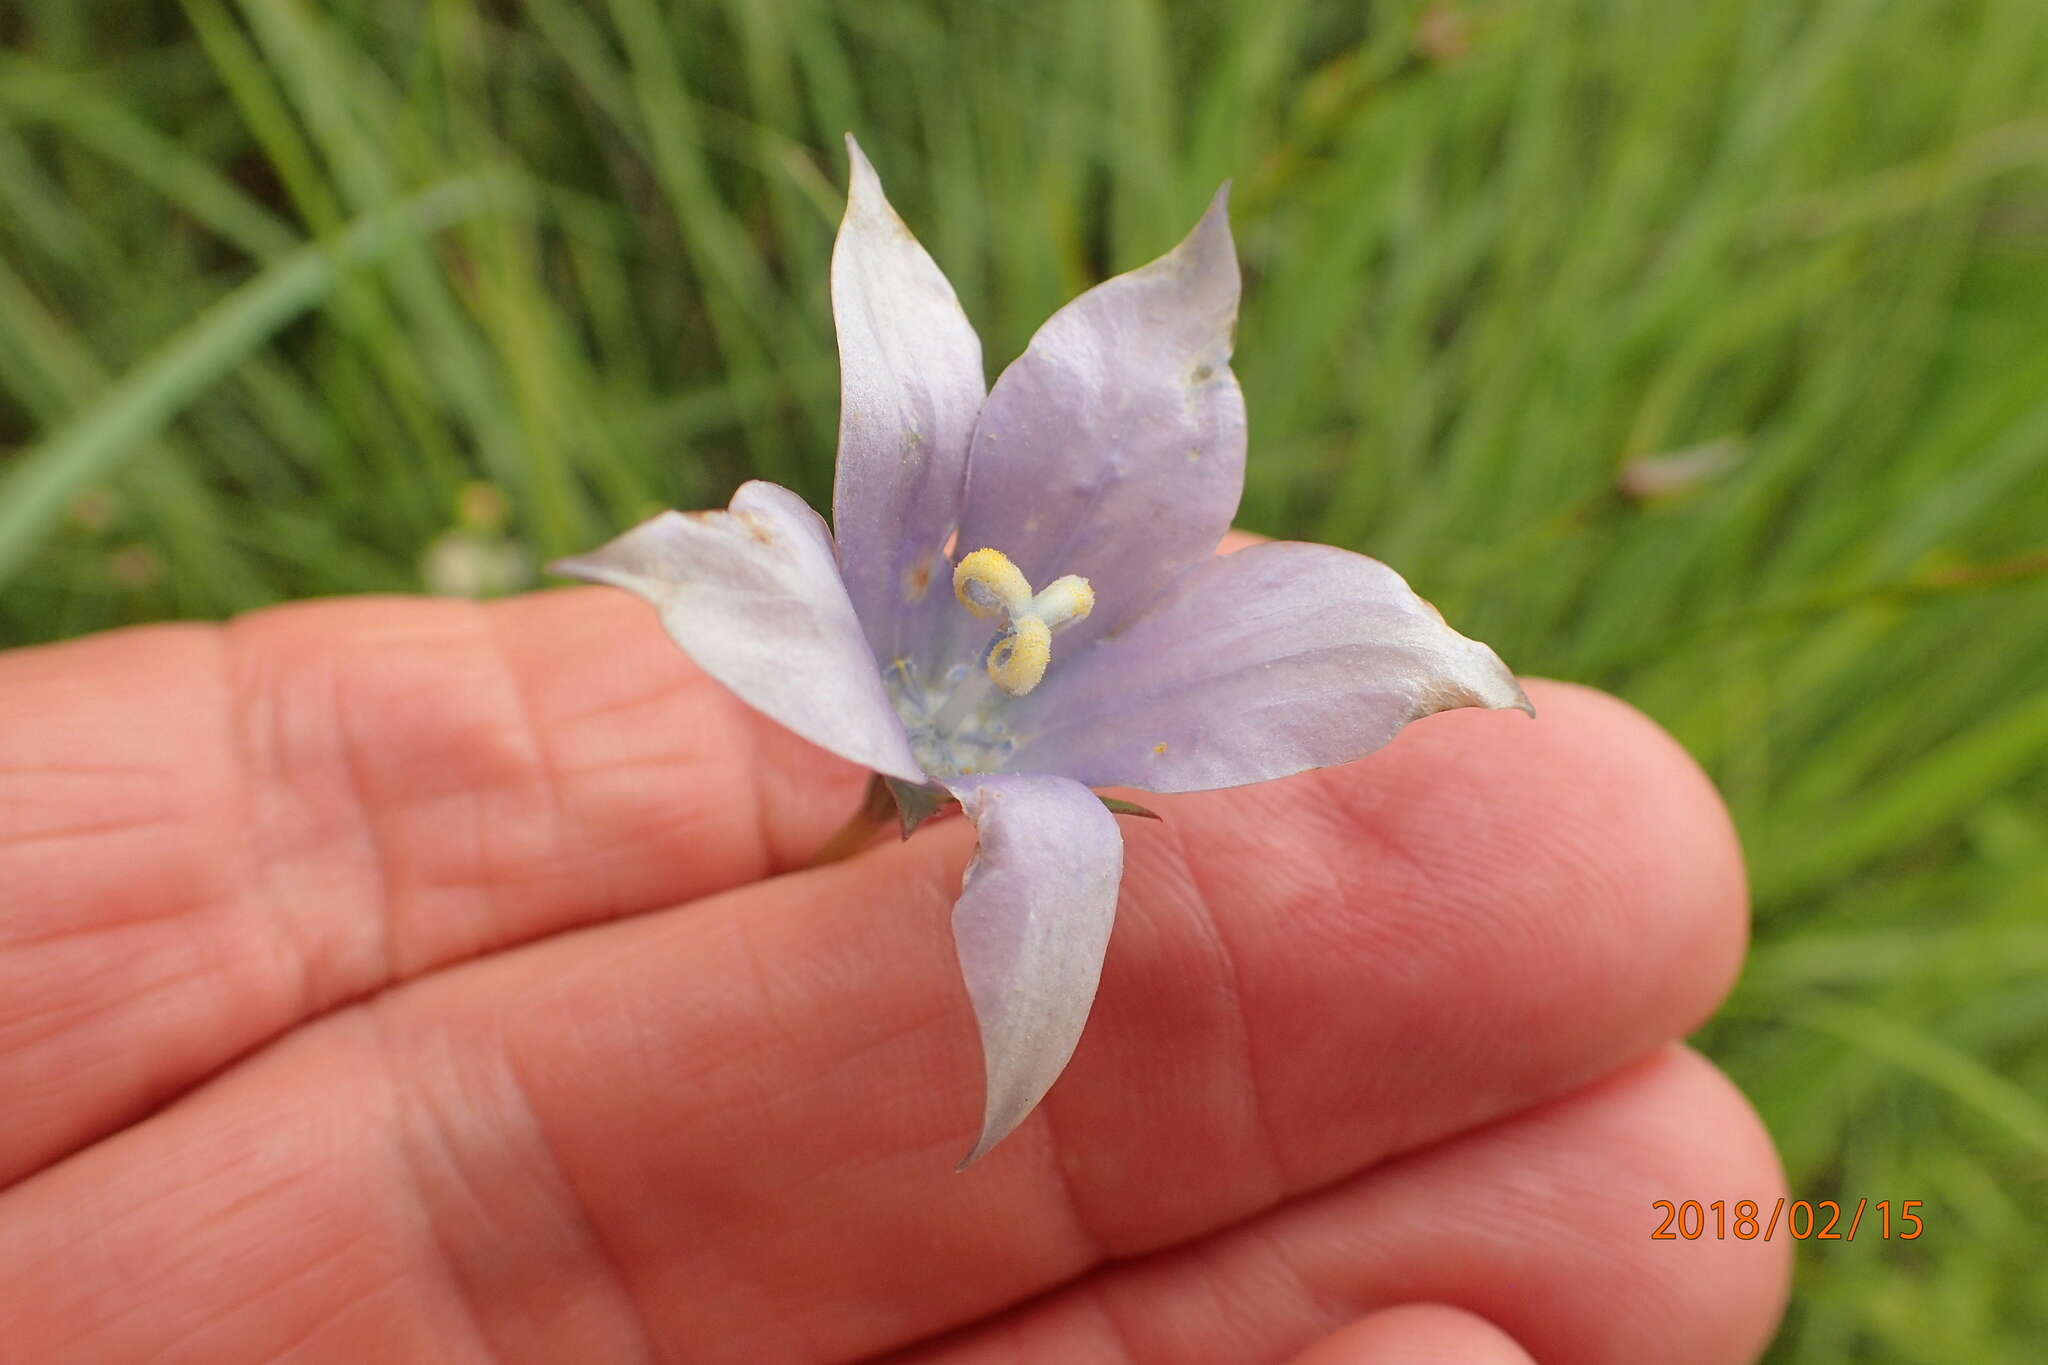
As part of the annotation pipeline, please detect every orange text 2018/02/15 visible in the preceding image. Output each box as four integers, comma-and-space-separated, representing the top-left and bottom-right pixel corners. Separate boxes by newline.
1650, 1199, 1925, 1242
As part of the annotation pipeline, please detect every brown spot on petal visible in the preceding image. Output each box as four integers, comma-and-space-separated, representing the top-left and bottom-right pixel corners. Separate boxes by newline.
903, 553, 935, 602
730, 511, 775, 544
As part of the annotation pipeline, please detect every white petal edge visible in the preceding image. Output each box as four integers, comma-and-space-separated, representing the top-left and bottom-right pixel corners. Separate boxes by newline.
551, 480, 925, 783
944, 772, 1124, 1168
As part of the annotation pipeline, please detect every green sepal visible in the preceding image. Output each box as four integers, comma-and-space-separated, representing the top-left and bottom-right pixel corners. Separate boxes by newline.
1098, 795, 1163, 821
879, 779, 1160, 836
885, 775, 952, 837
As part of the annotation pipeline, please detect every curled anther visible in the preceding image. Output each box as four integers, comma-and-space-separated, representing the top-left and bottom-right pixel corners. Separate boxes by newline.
951, 546, 1092, 698
987, 616, 1052, 695
954, 547, 1032, 620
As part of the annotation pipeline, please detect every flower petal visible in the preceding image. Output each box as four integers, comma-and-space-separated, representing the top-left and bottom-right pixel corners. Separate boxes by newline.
831, 134, 988, 663
1008, 541, 1532, 792
952, 186, 1244, 652
942, 772, 1124, 1167
551, 481, 925, 783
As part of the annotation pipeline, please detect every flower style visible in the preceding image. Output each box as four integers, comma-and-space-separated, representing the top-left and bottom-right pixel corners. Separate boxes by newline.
553, 135, 1531, 1167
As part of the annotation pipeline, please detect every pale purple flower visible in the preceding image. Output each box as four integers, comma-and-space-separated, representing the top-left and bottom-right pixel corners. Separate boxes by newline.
553, 136, 1530, 1166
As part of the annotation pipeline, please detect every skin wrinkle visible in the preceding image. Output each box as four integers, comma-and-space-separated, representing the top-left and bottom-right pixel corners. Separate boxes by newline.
219, 615, 384, 1023
366, 1004, 527, 1365
1210, 1236, 1356, 1352
1022, 1079, 1117, 1283
799, 985, 959, 1110
335, 614, 551, 977
1186, 784, 1428, 1123
715, 896, 813, 1068
476, 604, 573, 924
1182, 1213, 1341, 1354
738, 666, 784, 880
523, 600, 824, 882
261, 1278, 429, 1365
1256, 774, 1575, 1161
2, 936, 217, 1062
367, 998, 659, 1365
1076, 1276, 1148, 1365
164, 1241, 374, 1361
1289, 768, 1442, 917
0, 879, 215, 954
330, 643, 406, 992
59, 1132, 360, 1352
172, 1217, 414, 1364
1158, 813, 1294, 1202
717, 873, 968, 1174
0, 811, 177, 854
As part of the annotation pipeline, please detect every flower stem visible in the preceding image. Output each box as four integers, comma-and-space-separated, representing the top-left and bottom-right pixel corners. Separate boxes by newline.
806, 773, 896, 867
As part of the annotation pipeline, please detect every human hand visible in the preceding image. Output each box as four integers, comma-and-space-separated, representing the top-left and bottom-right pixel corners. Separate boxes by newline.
0, 572, 1788, 1362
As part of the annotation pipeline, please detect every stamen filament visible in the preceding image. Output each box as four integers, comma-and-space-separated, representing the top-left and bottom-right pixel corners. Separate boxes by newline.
933, 653, 1000, 733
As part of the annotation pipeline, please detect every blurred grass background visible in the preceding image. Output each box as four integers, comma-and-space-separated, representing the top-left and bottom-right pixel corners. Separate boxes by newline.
2, 0, 2044, 1357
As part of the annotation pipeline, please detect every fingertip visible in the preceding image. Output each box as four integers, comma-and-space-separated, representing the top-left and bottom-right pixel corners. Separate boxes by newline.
1512, 678, 1751, 1007
1287, 1304, 1536, 1365
1379, 676, 1750, 1016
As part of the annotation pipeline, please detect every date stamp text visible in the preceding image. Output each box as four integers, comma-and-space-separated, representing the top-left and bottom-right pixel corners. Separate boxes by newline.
1651, 1199, 1924, 1242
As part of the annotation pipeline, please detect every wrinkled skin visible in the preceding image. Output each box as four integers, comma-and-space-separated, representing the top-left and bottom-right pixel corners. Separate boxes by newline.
0, 549, 1790, 1362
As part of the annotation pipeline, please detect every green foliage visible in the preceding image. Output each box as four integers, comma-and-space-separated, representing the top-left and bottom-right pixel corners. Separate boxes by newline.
3, 0, 2044, 1355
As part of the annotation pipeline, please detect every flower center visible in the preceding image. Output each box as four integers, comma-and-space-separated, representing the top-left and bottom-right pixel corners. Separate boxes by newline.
951, 547, 1094, 697
880, 548, 1094, 778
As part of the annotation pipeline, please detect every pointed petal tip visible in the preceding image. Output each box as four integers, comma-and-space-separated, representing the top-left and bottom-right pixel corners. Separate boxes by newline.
954, 1095, 1030, 1171
843, 131, 874, 179
942, 774, 1123, 1172
954, 1135, 995, 1173
1454, 646, 1535, 722
1160, 181, 1239, 301
840, 134, 889, 222
546, 543, 636, 585
1470, 643, 1534, 718
1188, 183, 1235, 246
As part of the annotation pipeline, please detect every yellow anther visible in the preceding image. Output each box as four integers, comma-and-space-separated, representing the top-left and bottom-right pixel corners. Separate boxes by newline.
987, 616, 1052, 696
1030, 575, 1095, 631
948, 546, 1094, 703
953, 547, 1032, 620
